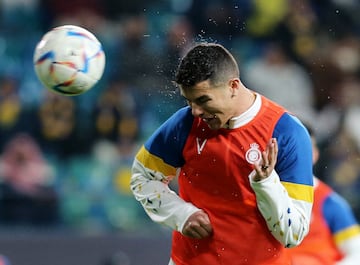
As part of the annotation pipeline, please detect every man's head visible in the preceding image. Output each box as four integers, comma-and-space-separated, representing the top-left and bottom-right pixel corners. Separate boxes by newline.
174, 43, 252, 130
175, 43, 239, 88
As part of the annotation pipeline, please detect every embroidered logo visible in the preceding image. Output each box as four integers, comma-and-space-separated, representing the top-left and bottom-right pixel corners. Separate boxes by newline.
196, 137, 207, 154
245, 143, 261, 164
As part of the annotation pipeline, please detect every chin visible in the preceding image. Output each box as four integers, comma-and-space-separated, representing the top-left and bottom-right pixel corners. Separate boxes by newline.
207, 122, 222, 130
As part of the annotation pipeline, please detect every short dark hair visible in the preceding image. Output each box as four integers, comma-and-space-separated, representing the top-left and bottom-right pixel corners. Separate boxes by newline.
175, 43, 239, 87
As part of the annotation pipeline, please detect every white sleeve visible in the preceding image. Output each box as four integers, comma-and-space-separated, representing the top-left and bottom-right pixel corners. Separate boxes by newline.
249, 169, 312, 247
130, 158, 200, 232
336, 235, 360, 265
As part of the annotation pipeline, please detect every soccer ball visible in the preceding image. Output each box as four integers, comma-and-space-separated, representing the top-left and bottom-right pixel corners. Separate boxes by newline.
33, 25, 105, 96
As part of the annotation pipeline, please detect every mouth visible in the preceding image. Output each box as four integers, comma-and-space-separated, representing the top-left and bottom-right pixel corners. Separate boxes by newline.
202, 115, 217, 123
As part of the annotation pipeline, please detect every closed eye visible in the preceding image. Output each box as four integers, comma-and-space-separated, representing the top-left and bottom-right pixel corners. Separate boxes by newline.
183, 95, 211, 107
196, 96, 211, 105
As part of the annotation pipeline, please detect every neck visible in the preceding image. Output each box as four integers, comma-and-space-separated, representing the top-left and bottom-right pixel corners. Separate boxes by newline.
235, 88, 256, 116
224, 92, 260, 129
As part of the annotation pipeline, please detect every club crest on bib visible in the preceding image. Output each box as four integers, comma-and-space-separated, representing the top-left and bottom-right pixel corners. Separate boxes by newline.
245, 143, 261, 164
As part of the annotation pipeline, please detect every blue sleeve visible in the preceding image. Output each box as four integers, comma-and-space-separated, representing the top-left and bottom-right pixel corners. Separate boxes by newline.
144, 106, 194, 167
273, 113, 313, 186
323, 192, 359, 234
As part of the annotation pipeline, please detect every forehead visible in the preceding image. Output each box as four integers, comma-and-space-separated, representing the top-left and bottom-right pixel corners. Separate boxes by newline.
180, 80, 214, 98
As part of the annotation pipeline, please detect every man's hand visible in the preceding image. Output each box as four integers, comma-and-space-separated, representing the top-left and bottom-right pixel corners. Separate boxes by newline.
182, 210, 213, 239
252, 138, 278, 182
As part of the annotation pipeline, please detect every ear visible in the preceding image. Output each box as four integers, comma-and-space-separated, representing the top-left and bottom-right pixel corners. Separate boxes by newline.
228, 78, 240, 96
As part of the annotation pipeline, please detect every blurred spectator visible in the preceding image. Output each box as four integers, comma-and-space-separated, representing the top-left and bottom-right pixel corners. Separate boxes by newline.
243, 41, 316, 124
35, 91, 81, 156
92, 79, 139, 146
328, 35, 360, 76
271, 0, 319, 65
288, 124, 360, 265
306, 35, 360, 142
0, 133, 59, 226
0, 75, 40, 151
304, 59, 344, 143
113, 14, 162, 91
315, 102, 360, 221
0, 76, 22, 150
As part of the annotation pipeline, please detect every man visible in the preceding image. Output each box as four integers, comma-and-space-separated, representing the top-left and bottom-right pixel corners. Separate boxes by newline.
130, 43, 314, 265
288, 126, 360, 265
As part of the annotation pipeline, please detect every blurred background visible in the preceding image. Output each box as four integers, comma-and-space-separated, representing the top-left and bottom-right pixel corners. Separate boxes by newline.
0, 0, 359, 264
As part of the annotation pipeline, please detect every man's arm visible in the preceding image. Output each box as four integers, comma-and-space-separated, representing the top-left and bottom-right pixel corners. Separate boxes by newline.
337, 235, 360, 265
249, 137, 313, 247
324, 192, 360, 265
131, 158, 200, 232
250, 169, 312, 248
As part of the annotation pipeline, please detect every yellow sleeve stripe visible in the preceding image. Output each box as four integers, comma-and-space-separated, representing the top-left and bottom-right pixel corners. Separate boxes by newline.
281, 181, 314, 203
334, 225, 360, 245
135, 145, 177, 176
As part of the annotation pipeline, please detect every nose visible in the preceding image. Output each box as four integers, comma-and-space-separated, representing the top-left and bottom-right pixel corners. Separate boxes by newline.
190, 102, 204, 117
